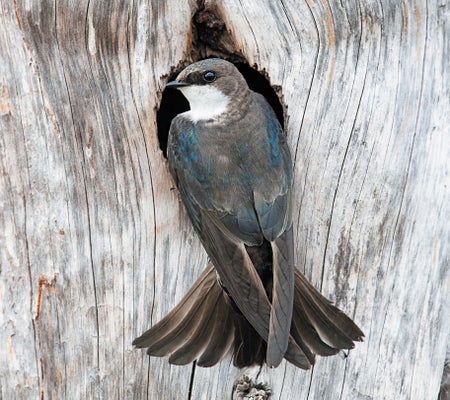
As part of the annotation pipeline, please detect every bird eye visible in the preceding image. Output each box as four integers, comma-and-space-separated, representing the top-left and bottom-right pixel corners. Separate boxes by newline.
203, 71, 216, 83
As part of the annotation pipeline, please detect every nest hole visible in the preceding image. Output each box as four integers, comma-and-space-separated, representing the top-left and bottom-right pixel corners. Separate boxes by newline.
157, 61, 284, 157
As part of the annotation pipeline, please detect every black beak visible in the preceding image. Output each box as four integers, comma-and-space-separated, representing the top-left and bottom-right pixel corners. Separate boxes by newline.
166, 80, 191, 89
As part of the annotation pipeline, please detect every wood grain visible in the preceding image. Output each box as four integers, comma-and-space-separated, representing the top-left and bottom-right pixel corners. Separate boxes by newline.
0, 0, 448, 399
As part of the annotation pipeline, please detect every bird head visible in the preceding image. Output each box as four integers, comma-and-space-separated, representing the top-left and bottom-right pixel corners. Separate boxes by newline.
166, 58, 250, 122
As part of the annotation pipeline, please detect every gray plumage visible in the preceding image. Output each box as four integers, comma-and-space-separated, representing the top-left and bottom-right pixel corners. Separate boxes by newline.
133, 58, 363, 368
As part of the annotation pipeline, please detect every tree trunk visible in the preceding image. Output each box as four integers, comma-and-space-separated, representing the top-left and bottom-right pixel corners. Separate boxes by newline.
1, 0, 448, 399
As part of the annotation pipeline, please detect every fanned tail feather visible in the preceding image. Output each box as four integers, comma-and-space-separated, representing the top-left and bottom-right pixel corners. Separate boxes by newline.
133, 265, 364, 368
292, 270, 364, 355
133, 264, 234, 367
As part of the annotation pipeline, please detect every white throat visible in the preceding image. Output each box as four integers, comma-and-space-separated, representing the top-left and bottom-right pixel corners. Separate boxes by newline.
179, 85, 230, 122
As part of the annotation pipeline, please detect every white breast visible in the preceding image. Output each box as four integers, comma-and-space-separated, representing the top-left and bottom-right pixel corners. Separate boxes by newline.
179, 85, 230, 122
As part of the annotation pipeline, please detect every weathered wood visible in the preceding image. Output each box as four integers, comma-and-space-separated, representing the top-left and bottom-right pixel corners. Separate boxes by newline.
0, 0, 448, 399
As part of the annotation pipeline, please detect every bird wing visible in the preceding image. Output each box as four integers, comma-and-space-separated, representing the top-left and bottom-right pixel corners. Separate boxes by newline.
248, 93, 295, 365
198, 209, 307, 368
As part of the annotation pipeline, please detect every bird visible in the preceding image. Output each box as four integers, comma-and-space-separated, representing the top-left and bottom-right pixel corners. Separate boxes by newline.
133, 58, 364, 369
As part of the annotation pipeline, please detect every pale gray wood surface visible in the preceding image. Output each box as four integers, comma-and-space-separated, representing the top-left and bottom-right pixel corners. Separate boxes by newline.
1, 0, 448, 399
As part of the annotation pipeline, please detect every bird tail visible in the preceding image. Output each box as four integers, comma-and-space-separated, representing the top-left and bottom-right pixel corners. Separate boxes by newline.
133, 264, 364, 368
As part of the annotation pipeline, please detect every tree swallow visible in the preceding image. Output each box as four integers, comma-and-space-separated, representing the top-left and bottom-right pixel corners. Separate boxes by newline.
133, 58, 363, 368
